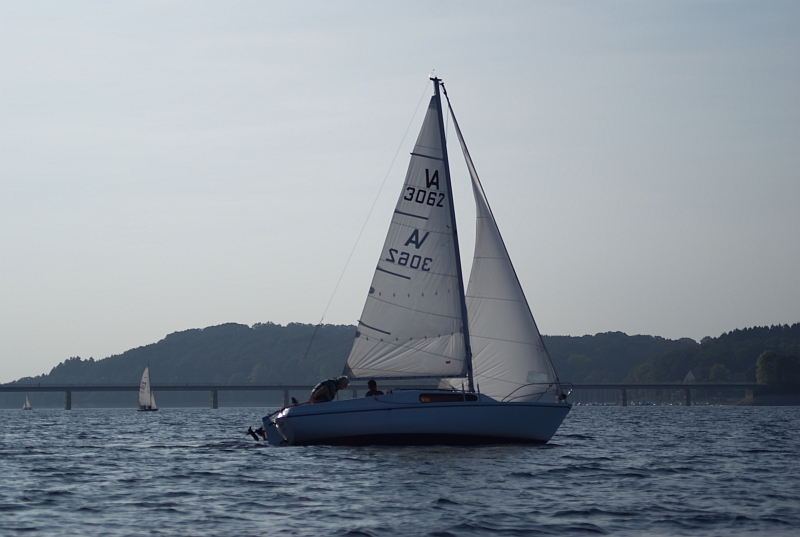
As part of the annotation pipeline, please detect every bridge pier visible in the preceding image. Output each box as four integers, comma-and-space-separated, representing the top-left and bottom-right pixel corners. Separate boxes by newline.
210, 390, 218, 409
618, 389, 627, 406
282, 390, 289, 408
64, 390, 72, 410
683, 388, 691, 407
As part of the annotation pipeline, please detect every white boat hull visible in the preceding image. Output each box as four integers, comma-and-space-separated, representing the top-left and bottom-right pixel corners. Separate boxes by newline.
263, 390, 570, 446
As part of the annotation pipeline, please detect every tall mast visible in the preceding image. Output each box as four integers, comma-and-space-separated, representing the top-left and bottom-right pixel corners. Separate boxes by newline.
431, 77, 474, 392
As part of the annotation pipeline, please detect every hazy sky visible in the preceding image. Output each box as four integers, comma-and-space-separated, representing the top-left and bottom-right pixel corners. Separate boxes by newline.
1, 1, 798, 383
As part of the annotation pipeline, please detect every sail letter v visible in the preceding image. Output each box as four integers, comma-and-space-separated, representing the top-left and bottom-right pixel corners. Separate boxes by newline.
404, 230, 430, 249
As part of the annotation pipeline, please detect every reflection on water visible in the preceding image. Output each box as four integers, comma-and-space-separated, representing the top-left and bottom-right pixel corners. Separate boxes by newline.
1, 406, 799, 536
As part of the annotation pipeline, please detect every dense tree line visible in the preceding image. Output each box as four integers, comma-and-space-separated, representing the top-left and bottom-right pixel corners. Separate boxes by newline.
545, 332, 697, 383
2, 322, 354, 408
627, 324, 800, 383
756, 351, 800, 393
13, 322, 353, 386
4, 321, 799, 407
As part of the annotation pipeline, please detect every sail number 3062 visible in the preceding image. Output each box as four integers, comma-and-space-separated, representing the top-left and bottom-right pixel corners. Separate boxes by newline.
386, 249, 432, 271
404, 187, 445, 207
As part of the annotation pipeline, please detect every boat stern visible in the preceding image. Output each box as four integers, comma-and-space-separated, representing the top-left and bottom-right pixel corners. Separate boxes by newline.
262, 410, 294, 446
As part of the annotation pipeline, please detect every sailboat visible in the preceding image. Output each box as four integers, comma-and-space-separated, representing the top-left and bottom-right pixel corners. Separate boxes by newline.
137, 366, 158, 411
22, 396, 32, 410
262, 78, 570, 446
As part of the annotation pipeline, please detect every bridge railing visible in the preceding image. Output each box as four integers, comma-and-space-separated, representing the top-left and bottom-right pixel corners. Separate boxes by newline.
0, 382, 436, 409
569, 383, 760, 406
1, 382, 761, 409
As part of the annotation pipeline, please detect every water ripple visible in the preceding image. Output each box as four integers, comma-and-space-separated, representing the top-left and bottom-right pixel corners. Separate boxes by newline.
1, 406, 799, 535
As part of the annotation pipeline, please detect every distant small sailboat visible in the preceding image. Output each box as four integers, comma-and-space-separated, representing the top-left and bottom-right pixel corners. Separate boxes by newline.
22, 396, 32, 410
138, 366, 158, 411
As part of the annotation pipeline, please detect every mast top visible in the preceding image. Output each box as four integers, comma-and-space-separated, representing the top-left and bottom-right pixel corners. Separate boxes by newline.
428, 76, 475, 392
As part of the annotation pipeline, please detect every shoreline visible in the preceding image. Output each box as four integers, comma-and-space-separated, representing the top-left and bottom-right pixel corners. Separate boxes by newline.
736, 394, 800, 406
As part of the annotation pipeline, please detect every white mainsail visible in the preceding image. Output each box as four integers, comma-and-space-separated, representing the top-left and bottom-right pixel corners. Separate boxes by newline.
445, 100, 560, 402
23, 396, 32, 410
344, 97, 467, 379
139, 366, 152, 408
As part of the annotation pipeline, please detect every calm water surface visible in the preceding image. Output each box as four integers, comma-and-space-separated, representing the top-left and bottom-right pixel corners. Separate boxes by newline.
1, 406, 798, 536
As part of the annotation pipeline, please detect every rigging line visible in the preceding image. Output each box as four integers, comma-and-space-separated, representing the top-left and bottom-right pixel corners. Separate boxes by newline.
300, 79, 432, 362
445, 97, 450, 141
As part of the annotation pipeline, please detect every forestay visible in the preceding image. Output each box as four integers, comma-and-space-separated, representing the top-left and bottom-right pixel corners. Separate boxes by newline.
444, 99, 561, 402
344, 97, 467, 379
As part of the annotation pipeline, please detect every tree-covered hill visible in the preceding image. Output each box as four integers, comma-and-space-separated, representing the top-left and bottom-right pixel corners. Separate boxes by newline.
6, 321, 797, 407
545, 332, 697, 383
12, 322, 354, 387
4, 322, 695, 407
2, 322, 355, 408
756, 350, 800, 393
626, 324, 800, 382
8, 325, 696, 389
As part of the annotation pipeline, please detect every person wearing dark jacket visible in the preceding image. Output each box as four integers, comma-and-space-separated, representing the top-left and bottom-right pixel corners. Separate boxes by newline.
308, 376, 349, 403
364, 379, 384, 397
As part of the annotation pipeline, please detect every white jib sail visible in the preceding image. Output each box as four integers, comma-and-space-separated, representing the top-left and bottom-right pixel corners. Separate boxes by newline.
446, 104, 561, 402
138, 366, 152, 407
344, 97, 467, 379
150, 392, 157, 410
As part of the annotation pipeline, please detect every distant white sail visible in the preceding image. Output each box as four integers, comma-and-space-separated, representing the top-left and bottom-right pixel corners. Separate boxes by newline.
23, 396, 32, 410
344, 97, 467, 379
139, 366, 152, 408
445, 104, 560, 402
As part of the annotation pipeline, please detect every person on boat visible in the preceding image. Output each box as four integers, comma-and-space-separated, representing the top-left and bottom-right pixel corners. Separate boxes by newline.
364, 379, 384, 397
308, 376, 349, 404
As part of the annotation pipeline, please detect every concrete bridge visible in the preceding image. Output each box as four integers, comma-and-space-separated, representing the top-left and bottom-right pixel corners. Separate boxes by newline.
1, 381, 761, 409
0, 383, 433, 409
